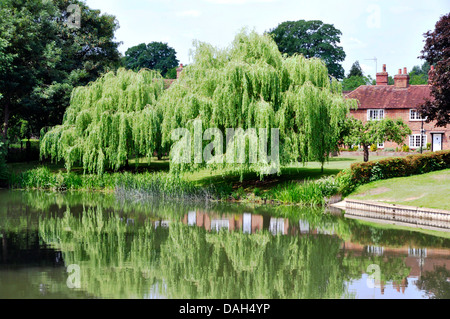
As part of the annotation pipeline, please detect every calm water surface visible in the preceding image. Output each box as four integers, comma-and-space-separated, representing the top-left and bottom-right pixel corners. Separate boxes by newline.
0, 190, 449, 299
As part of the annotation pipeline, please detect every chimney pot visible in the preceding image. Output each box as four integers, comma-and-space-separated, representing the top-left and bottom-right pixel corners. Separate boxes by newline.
376, 63, 389, 85
394, 66, 410, 88
176, 64, 184, 79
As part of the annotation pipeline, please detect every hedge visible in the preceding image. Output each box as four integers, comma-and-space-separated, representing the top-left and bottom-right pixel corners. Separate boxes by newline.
336, 150, 450, 196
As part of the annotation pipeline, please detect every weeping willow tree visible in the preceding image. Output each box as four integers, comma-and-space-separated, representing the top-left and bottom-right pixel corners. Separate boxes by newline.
159, 30, 355, 176
40, 68, 165, 174
40, 30, 354, 176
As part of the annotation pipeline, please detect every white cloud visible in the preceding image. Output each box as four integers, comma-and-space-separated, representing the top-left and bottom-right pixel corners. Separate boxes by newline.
176, 10, 202, 17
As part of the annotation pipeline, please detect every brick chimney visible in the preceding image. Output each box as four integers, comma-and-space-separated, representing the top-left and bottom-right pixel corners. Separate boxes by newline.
428, 65, 435, 85
376, 64, 388, 86
394, 67, 410, 88
176, 64, 183, 79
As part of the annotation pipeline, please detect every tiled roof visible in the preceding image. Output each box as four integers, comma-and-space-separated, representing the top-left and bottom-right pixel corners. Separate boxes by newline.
345, 85, 432, 109
163, 79, 176, 89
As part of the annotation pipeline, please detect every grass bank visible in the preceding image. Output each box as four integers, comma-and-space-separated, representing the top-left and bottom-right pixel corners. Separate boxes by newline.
14, 154, 448, 208
7, 155, 377, 205
347, 169, 450, 211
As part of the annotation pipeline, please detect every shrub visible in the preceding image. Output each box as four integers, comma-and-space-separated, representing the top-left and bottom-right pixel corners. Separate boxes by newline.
315, 176, 339, 197
231, 187, 246, 200
348, 150, 450, 189
335, 169, 355, 196
269, 176, 340, 205
402, 145, 410, 152
426, 143, 431, 151
0, 141, 8, 183
384, 148, 395, 152
270, 180, 324, 205
369, 164, 384, 182
370, 144, 378, 152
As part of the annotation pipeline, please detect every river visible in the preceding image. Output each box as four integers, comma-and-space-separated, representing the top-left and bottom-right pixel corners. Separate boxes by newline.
0, 190, 449, 299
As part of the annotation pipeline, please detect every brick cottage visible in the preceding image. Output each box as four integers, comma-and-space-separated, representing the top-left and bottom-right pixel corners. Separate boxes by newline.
345, 64, 449, 152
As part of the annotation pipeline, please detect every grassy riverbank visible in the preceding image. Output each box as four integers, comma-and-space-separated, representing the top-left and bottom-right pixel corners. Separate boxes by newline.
6, 154, 449, 209
6, 156, 373, 205
347, 169, 450, 211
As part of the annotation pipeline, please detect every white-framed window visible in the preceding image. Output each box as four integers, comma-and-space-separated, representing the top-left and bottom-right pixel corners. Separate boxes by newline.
377, 142, 384, 149
409, 109, 425, 121
367, 109, 384, 121
367, 246, 384, 256
188, 211, 197, 226
408, 248, 427, 258
269, 218, 285, 235
409, 134, 427, 149
211, 219, 230, 232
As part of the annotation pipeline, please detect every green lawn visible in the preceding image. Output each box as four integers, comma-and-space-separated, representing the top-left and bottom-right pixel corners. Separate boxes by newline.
348, 169, 450, 211
185, 155, 389, 191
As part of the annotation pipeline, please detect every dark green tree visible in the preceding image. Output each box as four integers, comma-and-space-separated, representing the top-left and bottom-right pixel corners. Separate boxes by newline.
342, 76, 371, 91
123, 42, 179, 77
269, 20, 346, 79
419, 13, 450, 126
409, 62, 430, 85
348, 61, 364, 77
0, 0, 121, 141
342, 62, 371, 91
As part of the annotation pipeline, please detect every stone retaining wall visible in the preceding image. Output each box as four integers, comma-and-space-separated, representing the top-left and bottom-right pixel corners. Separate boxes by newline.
345, 199, 450, 222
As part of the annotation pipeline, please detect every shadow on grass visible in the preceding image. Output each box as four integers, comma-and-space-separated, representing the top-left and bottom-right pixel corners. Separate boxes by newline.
8, 158, 171, 175
9, 157, 344, 193
195, 167, 342, 191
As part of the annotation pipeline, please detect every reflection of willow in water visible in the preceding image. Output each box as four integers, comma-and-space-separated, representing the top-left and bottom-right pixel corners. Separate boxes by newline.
161, 223, 347, 298
39, 206, 349, 299
39, 207, 169, 299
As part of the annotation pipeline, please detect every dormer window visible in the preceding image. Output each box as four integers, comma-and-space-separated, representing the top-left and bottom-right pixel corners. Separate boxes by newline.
367, 109, 384, 121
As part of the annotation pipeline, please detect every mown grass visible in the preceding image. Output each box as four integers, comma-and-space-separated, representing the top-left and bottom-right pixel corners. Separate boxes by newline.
348, 169, 450, 210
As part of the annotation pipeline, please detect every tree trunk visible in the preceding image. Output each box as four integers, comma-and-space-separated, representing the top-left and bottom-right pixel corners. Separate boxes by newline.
363, 145, 370, 162
2, 231, 7, 263
26, 139, 31, 163
2, 102, 9, 141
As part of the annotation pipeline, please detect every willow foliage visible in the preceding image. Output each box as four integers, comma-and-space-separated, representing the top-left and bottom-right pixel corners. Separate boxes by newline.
41, 30, 355, 175
40, 68, 164, 174
160, 30, 355, 176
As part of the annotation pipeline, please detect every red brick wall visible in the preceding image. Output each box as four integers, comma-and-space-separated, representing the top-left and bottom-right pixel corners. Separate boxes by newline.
349, 108, 450, 150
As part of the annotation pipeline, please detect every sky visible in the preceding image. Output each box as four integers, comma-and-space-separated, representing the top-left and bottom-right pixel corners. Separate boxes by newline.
85, 0, 449, 78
